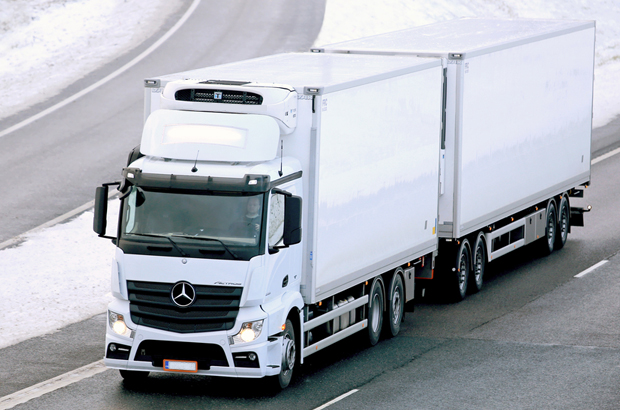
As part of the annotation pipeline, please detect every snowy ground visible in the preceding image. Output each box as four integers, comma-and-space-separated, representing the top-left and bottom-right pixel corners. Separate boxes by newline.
0, 0, 183, 121
1, 0, 619, 349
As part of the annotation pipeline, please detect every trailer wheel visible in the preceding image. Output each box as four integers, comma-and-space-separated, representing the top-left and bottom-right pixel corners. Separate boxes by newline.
271, 319, 296, 390
540, 200, 557, 255
468, 233, 486, 294
386, 272, 404, 337
555, 195, 570, 250
367, 278, 384, 346
452, 239, 471, 301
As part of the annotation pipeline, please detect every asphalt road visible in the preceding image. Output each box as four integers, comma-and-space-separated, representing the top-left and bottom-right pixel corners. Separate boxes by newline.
3, 2, 620, 408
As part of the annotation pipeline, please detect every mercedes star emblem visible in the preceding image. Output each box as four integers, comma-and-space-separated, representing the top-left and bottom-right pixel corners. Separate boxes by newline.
171, 281, 196, 308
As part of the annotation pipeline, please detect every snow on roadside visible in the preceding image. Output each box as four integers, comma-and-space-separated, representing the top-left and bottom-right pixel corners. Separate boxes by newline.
0, 0, 183, 121
0, 211, 116, 348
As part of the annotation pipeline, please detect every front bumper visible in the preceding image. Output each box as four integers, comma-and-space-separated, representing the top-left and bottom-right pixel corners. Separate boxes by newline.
104, 309, 283, 378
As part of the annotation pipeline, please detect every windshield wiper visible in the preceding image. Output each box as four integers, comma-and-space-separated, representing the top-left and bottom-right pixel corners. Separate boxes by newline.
171, 235, 239, 260
128, 233, 189, 257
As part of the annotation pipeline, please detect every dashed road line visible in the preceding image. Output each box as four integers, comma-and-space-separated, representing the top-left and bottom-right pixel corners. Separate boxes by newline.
574, 260, 609, 278
313, 389, 359, 410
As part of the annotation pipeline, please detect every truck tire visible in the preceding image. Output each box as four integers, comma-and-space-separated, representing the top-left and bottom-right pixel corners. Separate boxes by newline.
451, 239, 471, 301
119, 369, 149, 382
555, 195, 570, 250
468, 233, 486, 294
271, 319, 296, 390
386, 272, 404, 337
367, 278, 384, 346
540, 200, 557, 256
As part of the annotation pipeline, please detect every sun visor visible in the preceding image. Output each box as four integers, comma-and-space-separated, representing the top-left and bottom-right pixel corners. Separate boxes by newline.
141, 109, 281, 162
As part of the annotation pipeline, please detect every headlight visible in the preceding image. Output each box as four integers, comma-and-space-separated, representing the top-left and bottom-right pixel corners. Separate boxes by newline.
109, 310, 133, 338
232, 320, 264, 344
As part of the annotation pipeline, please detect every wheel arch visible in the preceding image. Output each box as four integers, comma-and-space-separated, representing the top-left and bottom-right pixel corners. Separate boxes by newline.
263, 291, 304, 340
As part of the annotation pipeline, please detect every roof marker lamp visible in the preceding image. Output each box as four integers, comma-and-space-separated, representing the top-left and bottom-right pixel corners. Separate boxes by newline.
109, 310, 133, 338
232, 320, 264, 344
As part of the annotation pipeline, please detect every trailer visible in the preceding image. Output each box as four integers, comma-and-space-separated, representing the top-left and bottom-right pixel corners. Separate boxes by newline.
315, 18, 595, 299
93, 18, 595, 389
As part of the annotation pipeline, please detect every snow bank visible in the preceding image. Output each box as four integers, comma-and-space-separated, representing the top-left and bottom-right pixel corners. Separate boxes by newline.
0, 0, 183, 121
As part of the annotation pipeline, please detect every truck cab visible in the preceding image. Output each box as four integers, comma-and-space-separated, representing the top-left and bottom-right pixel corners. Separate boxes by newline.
95, 80, 304, 388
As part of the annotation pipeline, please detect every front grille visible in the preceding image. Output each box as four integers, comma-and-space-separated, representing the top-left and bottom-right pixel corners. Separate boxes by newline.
175, 88, 263, 105
127, 281, 242, 333
135, 340, 228, 369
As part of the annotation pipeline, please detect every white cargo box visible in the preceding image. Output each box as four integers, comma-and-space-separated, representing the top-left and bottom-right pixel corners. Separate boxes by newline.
319, 18, 595, 238
144, 53, 443, 302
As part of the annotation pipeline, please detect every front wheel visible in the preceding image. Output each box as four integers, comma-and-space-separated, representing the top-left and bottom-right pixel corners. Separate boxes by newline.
270, 319, 296, 390
119, 370, 149, 382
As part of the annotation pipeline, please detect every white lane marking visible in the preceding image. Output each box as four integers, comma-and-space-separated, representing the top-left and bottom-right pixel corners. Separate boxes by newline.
313, 389, 359, 410
0, 0, 202, 140
0, 360, 107, 410
575, 260, 609, 278
592, 146, 620, 165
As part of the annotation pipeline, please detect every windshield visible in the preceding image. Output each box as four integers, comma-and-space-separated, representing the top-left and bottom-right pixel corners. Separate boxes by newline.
119, 186, 265, 260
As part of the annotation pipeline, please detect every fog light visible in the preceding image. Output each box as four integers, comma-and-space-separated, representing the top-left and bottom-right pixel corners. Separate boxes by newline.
106, 342, 131, 360
232, 320, 263, 344
248, 352, 257, 361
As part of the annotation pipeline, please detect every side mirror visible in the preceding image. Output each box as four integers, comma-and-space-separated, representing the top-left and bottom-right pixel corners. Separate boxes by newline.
94, 182, 120, 240
283, 195, 302, 246
93, 186, 108, 236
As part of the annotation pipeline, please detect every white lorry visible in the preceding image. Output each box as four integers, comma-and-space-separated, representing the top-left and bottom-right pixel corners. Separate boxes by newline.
94, 18, 594, 388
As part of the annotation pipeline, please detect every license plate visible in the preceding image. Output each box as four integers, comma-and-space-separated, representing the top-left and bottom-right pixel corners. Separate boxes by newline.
163, 359, 198, 373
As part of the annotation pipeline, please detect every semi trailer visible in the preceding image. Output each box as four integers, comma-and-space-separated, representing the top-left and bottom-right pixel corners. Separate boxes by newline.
94, 18, 594, 388
315, 17, 595, 299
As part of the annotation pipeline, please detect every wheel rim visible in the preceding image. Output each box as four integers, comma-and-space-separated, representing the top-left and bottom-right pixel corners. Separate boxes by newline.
474, 245, 483, 284
458, 252, 468, 291
391, 285, 402, 325
547, 210, 556, 249
282, 333, 295, 375
560, 206, 569, 241
371, 292, 381, 332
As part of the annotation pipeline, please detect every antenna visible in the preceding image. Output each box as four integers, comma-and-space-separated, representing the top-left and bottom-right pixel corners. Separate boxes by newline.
278, 140, 283, 177
191, 150, 199, 173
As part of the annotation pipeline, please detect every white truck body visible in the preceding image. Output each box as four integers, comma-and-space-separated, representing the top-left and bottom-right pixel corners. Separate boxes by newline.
95, 18, 594, 387
144, 52, 443, 304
